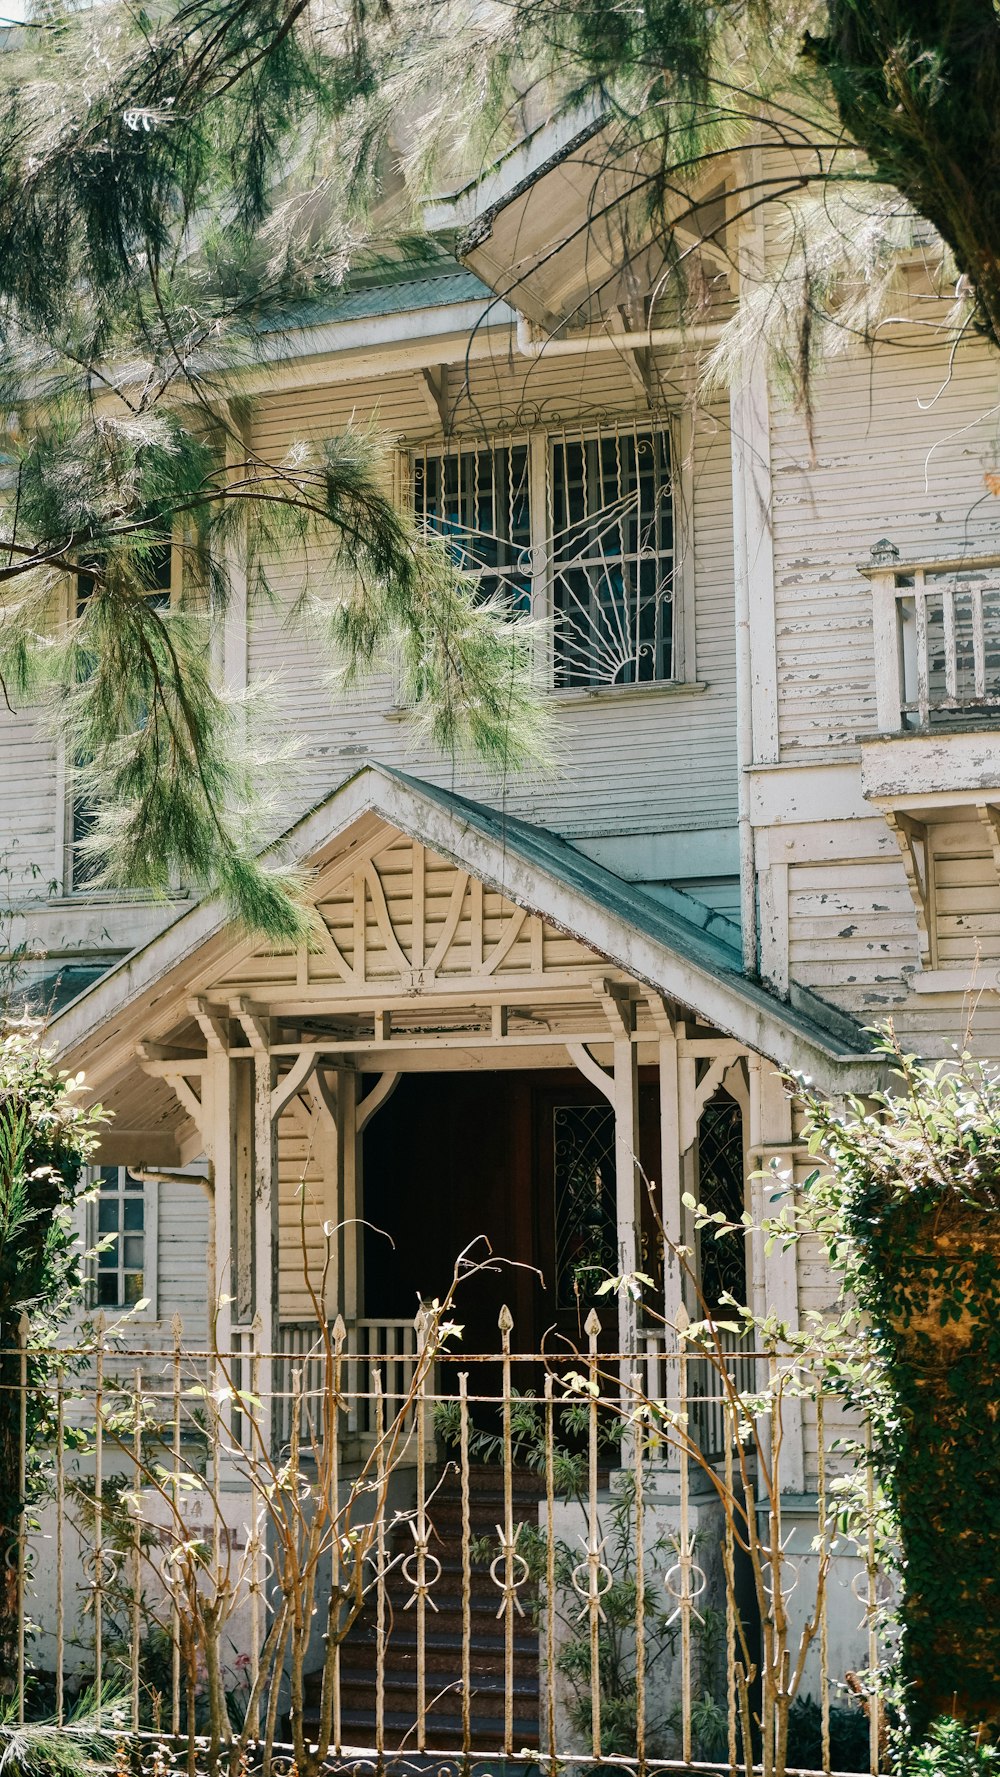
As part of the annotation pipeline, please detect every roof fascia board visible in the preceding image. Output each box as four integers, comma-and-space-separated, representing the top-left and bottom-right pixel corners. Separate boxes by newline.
424, 99, 607, 237
248, 295, 515, 368
236, 319, 514, 398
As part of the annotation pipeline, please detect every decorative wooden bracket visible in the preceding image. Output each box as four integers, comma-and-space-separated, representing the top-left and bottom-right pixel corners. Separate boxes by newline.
598, 978, 637, 1038
977, 801, 1000, 880
188, 997, 229, 1055
232, 996, 269, 1053
356, 1070, 401, 1134
565, 1041, 615, 1105
417, 365, 448, 428
270, 1048, 319, 1122
613, 307, 655, 406
884, 810, 932, 967
679, 1053, 734, 1155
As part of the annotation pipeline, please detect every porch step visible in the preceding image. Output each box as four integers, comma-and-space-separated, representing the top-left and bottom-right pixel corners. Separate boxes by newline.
332, 1706, 540, 1749
339, 1629, 538, 1674
304, 1463, 544, 1753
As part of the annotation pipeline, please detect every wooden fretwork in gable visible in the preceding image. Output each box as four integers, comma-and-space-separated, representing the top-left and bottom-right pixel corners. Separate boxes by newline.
219, 834, 600, 1000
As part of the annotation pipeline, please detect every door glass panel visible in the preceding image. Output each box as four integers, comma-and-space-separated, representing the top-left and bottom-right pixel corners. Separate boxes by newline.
553, 1103, 617, 1310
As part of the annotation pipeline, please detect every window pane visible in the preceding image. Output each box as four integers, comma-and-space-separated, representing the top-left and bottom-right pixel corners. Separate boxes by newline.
123, 1198, 144, 1231
98, 1244, 117, 1269
98, 1275, 119, 1306
123, 1273, 145, 1306
414, 443, 531, 615
97, 1199, 119, 1233
123, 1235, 144, 1268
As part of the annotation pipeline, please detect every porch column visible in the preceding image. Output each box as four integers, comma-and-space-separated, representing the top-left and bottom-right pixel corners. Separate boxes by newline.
234, 1005, 279, 1431
337, 1068, 359, 1326
208, 1050, 236, 1358
748, 1054, 804, 1493
647, 997, 684, 1339
610, 1004, 642, 1358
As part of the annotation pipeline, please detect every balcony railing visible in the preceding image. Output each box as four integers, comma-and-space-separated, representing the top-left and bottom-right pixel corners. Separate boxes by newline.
869, 555, 1000, 730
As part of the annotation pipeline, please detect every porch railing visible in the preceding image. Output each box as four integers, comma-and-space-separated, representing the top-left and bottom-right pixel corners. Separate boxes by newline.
639, 1325, 760, 1460
276, 1316, 421, 1448
869, 555, 1000, 729
1, 1319, 889, 1777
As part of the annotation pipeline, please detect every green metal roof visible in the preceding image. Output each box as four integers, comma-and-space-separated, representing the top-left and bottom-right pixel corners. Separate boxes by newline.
254, 269, 500, 335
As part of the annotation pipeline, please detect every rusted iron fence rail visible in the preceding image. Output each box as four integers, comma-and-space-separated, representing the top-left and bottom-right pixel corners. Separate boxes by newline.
2, 1313, 889, 1777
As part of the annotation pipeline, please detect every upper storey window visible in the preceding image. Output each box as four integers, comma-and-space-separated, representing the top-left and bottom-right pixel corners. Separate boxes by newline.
412, 423, 676, 691
413, 442, 531, 614
550, 428, 673, 688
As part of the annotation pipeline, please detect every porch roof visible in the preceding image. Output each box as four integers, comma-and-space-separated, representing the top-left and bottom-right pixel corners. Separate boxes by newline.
49, 764, 877, 1095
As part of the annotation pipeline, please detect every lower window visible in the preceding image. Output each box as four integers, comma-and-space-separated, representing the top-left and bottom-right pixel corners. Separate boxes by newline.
95, 1166, 147, 1308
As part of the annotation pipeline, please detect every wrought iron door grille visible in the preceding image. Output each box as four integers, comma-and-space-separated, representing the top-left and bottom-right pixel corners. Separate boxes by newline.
549, 425, 674, 687
697, 1091, 748, 1315
553, 1102, 617, 1308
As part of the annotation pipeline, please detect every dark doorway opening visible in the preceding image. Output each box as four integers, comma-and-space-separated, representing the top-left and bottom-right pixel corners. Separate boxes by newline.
361, 1069, 663, 1354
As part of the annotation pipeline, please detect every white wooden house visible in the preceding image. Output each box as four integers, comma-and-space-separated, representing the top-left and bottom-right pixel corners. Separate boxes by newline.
8, 111, 1000, 1724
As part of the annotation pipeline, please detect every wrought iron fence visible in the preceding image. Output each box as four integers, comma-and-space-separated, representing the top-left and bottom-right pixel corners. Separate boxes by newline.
1, 1312, 890, 1777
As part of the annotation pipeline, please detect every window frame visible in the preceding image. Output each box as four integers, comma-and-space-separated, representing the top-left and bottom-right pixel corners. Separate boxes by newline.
87, 1166, 159, 1321
405, 412, 695, 697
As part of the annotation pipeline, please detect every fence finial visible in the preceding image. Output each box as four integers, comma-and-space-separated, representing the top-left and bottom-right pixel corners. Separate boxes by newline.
497, 1304, 514, 1335
584, 1307, 601, 1342
674, 1302, 690, 1333
332, 1313, 346, 1347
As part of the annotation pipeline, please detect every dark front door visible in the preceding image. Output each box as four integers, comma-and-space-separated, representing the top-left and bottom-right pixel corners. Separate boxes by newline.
362, 1069, 663, 1356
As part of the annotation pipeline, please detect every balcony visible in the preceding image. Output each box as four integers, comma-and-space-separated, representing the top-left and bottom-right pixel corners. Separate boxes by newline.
868, 554, 1000, 734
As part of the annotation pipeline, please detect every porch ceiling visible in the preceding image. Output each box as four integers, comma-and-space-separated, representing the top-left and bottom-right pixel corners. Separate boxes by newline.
48, 765, 879, 1161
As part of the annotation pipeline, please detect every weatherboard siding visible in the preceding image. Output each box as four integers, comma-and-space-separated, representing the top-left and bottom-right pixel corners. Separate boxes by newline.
770, 326, 1000, 760
245, 350, 738, 871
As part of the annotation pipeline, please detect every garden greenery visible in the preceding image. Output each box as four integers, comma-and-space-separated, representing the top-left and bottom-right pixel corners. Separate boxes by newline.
798, 1026, 1000, 1742
0, 1019, 106, 1691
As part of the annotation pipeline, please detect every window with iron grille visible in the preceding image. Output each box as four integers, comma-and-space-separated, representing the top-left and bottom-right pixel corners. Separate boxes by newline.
68, 546, 173, 893
550, 427, 674, 688
411, 424, 676, 687
94, 1165, 147, 1309
412, 441, 532, 614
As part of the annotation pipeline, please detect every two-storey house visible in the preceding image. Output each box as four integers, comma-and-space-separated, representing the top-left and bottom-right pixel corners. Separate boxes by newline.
11, 112, 1000, 1730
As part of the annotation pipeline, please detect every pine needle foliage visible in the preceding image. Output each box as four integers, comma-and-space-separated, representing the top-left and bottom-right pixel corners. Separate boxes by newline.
0, 0, 549, 940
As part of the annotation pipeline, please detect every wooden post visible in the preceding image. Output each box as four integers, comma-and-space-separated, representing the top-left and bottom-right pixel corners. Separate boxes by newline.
656, 1022, 684, 1340
869, 568, 904, 731
337, 1069, 360, 1327
612, 1024, 641, 1357
748, 1054, 804, 1493
253, 1035, 278, 1428
209, 1051, 236, 1360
